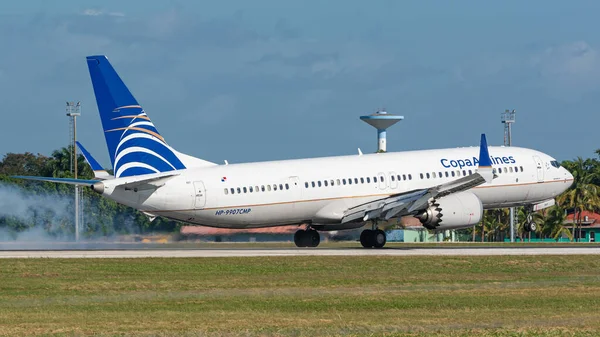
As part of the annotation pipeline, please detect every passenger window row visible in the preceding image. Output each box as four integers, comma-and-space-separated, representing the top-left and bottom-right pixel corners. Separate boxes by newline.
223, 165, 526, 195
420, 169, 473, 179
304, 174, 413, 189
419, 166, 525, 180
391, 174, 413, 182
224, 183, 290, 195
494, 166, 524, 175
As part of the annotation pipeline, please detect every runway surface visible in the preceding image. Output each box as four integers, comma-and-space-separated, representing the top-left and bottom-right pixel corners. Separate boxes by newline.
1, 247, 600, 258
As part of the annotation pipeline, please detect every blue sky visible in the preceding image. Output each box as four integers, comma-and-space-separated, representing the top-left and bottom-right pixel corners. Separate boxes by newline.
0, 1, 599, 167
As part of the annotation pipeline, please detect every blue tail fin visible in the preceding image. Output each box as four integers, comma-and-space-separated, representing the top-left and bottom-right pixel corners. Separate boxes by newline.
86, 55, 186, 178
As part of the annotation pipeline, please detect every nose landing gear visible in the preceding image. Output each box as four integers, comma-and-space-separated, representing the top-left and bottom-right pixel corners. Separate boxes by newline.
523, 206, 537, 232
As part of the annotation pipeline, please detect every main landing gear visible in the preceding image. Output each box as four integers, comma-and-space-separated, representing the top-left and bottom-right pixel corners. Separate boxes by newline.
294, 228, 320, 247
360, 222, 387, 248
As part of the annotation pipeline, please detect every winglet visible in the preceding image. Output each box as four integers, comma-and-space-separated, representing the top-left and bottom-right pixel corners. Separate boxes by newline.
477, 134, 494, 183
76, 141, 113, 180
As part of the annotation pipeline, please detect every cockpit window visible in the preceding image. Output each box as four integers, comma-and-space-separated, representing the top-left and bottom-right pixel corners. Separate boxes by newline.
550, 160, 560, 168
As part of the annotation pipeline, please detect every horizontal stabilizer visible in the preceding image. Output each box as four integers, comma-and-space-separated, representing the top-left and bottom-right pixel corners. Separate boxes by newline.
12, 176, 98, 186
118, 172, 178, 191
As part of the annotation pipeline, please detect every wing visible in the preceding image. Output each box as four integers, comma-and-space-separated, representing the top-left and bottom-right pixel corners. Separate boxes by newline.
341, 134, 495, 224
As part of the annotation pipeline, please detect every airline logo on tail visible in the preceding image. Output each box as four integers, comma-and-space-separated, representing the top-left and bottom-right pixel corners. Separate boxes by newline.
87, 55, 186, 178
107, 105, 185, 178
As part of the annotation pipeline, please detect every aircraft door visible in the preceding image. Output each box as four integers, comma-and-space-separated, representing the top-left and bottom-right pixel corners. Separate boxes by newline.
532, 156, 544, 182
193, 181, 206, 209
377, 172, 387, 190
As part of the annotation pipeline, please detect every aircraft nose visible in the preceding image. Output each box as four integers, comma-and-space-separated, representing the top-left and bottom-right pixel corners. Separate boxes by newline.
563, 167, 574, 187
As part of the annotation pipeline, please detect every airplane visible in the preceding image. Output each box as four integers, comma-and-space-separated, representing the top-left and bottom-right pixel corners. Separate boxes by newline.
14, 55, 574, 248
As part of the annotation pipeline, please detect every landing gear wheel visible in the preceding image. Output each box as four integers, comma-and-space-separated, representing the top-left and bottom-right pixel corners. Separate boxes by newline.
360, 230, 373, 248
308, 229, 320, 247
529, 222, 537, 232
294, 229, 320, 247
360, 229, 387, 248
294, 230, 307, 247
373, 229, 387, 248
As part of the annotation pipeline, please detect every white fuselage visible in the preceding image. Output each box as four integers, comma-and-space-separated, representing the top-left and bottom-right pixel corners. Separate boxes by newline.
100, 146, 573, 229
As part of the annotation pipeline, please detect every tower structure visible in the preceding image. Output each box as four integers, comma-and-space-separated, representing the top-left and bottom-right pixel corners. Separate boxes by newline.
360, 109, 404, 152
501, 109, 516, 243
66, 102, 83, 242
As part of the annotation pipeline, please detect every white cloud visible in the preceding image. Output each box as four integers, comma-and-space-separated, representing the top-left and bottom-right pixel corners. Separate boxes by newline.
82, 9, 103, 16
533, 41, 600, 79
81, 9, 125, 17
529, 41, 600, 100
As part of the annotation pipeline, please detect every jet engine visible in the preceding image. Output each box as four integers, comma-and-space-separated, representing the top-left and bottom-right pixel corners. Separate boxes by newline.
416, 191, 483, 230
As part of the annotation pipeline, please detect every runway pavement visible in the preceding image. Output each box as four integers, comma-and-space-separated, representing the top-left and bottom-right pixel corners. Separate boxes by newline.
1, 247, 600, 258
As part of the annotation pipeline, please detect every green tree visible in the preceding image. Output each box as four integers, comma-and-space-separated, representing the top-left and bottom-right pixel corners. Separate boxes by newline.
46, 146, 93, 179
559, 158, 600, 241
541, 205, 572, 241
0, 152, 51, 176
516, 207, 544, 242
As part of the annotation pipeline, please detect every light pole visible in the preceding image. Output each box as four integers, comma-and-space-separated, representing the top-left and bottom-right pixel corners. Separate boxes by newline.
501, 109, 516, 242
66, 101, 81, 242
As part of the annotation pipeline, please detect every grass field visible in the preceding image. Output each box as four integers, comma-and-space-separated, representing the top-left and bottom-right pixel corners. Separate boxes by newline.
2, 255, 600, 336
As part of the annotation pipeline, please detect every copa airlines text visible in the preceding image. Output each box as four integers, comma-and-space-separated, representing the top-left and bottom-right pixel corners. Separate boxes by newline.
441, 155, 516, 169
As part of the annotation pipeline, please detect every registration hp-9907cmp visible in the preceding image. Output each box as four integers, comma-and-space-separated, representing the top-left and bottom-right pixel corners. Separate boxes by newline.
215, 208, 252, 216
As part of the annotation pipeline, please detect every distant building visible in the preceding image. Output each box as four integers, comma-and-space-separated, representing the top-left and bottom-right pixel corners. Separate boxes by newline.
564, 211, 600, 242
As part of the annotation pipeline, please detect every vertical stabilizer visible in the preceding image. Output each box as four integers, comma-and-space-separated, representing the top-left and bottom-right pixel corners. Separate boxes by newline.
86, 55, 215, 178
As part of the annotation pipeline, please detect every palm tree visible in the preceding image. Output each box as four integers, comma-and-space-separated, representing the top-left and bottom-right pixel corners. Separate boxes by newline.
558, 158, 600, 241
478, 210, 491, 242
486, 215, 502, 242
493, 208, 510, 242
476, 210, 504, 242
542, 205, 573, 241
46, 146, 94, 179
48, 146, 74, 177
515, 207, 544, 242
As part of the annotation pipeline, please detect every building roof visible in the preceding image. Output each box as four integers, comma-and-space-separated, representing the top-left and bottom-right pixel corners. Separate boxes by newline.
564, 211, 600, 227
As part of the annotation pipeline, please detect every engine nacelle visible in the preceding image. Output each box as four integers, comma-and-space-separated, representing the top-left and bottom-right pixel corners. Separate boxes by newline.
416, 191, 483, 230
